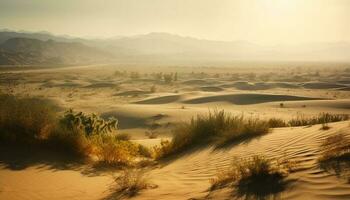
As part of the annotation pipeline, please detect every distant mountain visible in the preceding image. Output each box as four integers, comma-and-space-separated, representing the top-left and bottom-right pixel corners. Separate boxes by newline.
100, 32, 350, 62
0, 30, 349, 65
0, 37, 112, 65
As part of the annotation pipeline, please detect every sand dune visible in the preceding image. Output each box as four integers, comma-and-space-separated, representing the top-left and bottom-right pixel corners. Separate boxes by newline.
199, 86, 224, 92
302, 82, 346, 89
183, 93, 324, 105
3, 121, 347, 200
114, 90, 151, 97
134, 121, 350, 200
84, 82, 116, 88
2, 64, 350, 200
135, 95, 183, 104
219, 81, 300, 90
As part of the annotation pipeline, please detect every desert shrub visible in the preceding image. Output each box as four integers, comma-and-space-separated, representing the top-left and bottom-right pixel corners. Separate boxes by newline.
156, 110, 270, 158
318, 133, 350, 181
320, 122, 331, 130
46, 126, 94, 157
153, 140, 172, 159
268, 118, 288, 128
210, 155, 292, 199
129, 72, 140, 79
150, 85, 156, 93
0, 95, 144, 164
60, 109, 118, 136
288, 113, 349, 127
0, 94, 58, 144
138, 144, 153, 158
96, 137, 140, 166
115, 133, 131, 141
163, 73, 173, 83
112, 169, 150, 198
114, 70, 126, 77
319, 133, 350, 162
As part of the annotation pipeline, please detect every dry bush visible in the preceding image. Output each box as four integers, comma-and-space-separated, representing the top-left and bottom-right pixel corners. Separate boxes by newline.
288, 113, 349, 127
96, 138, 140, 166
112, 169, 150, 198
0, 94, 58, 144
0, 95, 146, 165
319, 133, 350, 162
268, 118, 288, 128
116, 133, 131, 141
320, 123, 331, 130
318, 133, 350, 181
153, 140, 172, 159
155, 110, 270, 159
46, 127, 95, 158
210, 155, 292, 199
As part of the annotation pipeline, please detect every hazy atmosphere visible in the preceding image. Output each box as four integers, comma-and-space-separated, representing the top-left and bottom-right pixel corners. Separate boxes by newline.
1, 0, 350, 44
1, 1, 350, 200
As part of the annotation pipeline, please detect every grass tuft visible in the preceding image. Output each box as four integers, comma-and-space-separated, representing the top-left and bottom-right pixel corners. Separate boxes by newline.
154, 110, 270, 159
111, 169, 153, 198
210, 155, 293, 199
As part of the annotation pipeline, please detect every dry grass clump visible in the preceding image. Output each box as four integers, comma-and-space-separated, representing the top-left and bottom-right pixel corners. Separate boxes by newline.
109, 169, 155, 198
268, 118, 288, 128
319, 133, 350, 162
288, 113, 349, 127
96, 138, 140, 166
210, 155, 293, 199
318, 133, 350, 181
154, 110, 270, 159
0, 94, 58, 144
267, 113, 349, 128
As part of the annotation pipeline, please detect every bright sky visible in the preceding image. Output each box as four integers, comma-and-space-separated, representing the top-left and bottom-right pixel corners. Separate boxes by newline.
1, 0, 349, 44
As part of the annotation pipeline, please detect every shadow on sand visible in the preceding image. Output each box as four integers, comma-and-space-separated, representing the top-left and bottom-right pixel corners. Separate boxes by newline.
0, 143, 122, 177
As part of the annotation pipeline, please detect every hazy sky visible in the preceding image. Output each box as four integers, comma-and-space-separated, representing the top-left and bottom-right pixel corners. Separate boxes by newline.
1, 0, 349, 44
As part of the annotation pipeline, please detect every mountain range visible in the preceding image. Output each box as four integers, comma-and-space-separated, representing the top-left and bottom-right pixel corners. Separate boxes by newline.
0, 30, 349, 65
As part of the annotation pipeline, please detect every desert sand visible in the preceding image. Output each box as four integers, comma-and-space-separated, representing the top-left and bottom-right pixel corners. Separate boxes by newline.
1, 63, 350, 200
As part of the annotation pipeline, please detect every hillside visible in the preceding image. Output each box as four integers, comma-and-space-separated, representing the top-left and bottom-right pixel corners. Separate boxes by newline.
1, 30, 350, 65
0, 37, 112, 65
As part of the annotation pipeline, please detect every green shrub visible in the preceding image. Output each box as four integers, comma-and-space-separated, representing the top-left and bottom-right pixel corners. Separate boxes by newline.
60, 109, 118, 136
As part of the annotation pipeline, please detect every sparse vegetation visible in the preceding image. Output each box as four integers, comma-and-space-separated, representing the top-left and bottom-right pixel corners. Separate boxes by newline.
154, 110, 270, 159
116, 133, 131, 141
318, 133, 350, 181
268, 118, 288, 128
150, 85, 157, 93
0, 94, 151, 166
268, 113, 349, 128
163, 73, 174, 83
210, 155, 293, 199
288, 113, 349, 127
111, 169, 152, 198
0, 94, 58, 144
319, 133, 350, 162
